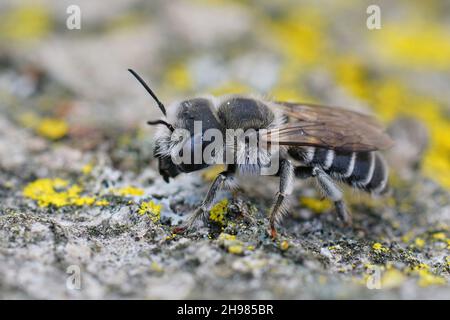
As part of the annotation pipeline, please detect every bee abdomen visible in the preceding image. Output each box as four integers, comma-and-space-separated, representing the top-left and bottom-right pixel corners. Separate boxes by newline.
344, 151, 388, 194
288, 147, 388, 194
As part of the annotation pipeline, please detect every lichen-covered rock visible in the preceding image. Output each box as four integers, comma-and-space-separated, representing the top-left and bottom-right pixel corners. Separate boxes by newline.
0, 0, 449, 299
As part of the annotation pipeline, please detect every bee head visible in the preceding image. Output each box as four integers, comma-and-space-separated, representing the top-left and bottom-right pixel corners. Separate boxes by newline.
128, 69, 222, 181
171, 98, 222, 173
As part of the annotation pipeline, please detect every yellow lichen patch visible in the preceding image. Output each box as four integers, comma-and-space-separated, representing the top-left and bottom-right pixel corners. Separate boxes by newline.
414, 237, 426, 248
267, 9, 327, 67
81, 164, 93, 175
209, 81, 251, 96
404, 262, 446, 287
280, 240, 289, 251
150, 261, 164, 273
209, 198, 229, 225
23, 178, 107, 208
300, 197, 332, 214
218, 233, 246, 255
164, 63, 193, 92
0, 5, 52, 41
372, 242, 389, 253
331, 56, 370, 101
218, 233, 236, 242
432, 232, 447, 241
94, 199, 110, 206
201, 165, 226, 182
381, 269, 406, 289
71, 196, 96, 206
412, 263, 430, 271
373, 23, 450, 70
112, 186, 145, 197
416, 269, 446, 287
165, 233, 177, 241
138, 200, 162, 223
36, 118, 68, 140
228, 245, 244, 255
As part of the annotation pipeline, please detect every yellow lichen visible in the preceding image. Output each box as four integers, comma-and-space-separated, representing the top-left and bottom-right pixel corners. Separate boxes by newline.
164, 63, 193, 92
432, 232, 447, 240
112, 186, 145, 197
218, 233, 236, 241
372, 242, 389, 253
218, 233, 246, 255
81, 164, 93, 175
36, 118, 68, 140
201, 165, 226, 182
228, 245, 244, 255
381, 269, 406, 289
138, 200, 162, 223
299, 197, 332, 214
373, 23, 450, 70
23, 178, 108, 208
150, 261, 164, 273
209, 198, 229, 225
417, 269, 446, 287
280, 240, 289, 251
94, 199, 110, 206
0, 5, 52, 41
414, 237, 425, 248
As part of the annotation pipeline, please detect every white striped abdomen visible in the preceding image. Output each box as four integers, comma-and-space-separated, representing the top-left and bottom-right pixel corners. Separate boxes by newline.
288, 147, 388, 194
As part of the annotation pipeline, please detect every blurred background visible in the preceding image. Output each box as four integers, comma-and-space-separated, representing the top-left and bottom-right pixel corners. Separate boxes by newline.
1, 0, 450, 186
0, 0, 449, 299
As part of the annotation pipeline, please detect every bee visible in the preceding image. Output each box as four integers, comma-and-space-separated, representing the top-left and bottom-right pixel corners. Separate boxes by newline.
129, 69, 394, 238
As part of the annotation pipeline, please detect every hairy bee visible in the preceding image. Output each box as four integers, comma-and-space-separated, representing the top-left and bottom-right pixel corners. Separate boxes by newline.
129, 69, 394, 238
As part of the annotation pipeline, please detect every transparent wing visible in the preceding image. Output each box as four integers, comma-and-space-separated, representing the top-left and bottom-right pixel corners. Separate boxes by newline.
262, 102, 394, 152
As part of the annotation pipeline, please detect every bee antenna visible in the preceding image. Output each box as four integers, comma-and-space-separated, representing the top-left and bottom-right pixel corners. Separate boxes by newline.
147, 120, 174, 132
128, 68, 167, 116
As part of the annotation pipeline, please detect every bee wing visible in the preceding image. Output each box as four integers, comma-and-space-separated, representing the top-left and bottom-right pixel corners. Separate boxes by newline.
262, 102, 394, 152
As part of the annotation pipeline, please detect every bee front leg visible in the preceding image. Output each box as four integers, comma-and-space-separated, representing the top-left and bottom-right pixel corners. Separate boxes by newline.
173, 166, 236, 234
269, 159, 294, 239
312, 167, 352, 226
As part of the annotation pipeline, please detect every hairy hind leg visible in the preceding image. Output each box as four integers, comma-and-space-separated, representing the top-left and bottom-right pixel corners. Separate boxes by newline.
268, 159, 295, 239
312, 167, 352, 226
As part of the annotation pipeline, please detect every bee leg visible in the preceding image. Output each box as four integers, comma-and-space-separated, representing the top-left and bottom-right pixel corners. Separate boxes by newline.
269, 159, 294, 239
312, 167, 352, 226
173, 166, 236, 234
